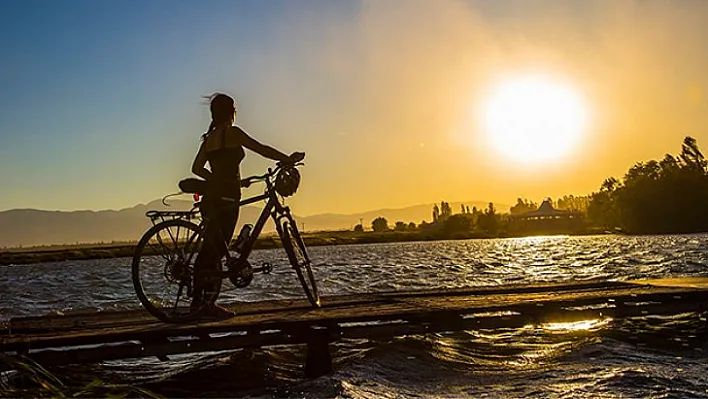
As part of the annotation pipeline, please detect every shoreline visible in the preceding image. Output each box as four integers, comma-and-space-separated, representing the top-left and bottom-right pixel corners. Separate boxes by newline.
0, 230, 614, 266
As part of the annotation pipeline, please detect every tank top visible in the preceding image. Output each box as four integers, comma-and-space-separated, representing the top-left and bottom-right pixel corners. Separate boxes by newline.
206, 126, 245, 181
206, 127, 244, 199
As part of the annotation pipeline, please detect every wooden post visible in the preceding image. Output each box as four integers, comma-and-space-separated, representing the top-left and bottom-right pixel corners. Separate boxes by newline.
305, 325, 332, 378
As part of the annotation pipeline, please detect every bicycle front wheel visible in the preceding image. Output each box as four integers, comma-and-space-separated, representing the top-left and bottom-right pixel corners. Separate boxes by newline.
281, 218, 321, 307
132, 219, 209, 323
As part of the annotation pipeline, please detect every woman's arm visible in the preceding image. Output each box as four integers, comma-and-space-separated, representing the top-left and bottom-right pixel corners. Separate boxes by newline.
191, 141, 213, 180
235, 126, 292, 163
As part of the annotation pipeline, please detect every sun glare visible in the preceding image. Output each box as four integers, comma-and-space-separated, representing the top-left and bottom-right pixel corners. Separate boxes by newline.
480, 75, 589, 164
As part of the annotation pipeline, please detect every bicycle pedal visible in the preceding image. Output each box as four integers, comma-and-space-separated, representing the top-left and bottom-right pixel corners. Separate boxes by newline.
262, 262, 272, 274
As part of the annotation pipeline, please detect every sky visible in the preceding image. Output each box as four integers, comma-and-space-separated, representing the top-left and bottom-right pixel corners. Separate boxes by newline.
1, 0, 707, 216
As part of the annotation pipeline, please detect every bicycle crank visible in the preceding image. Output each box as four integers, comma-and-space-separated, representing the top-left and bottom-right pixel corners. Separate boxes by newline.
226, 258, 254, 288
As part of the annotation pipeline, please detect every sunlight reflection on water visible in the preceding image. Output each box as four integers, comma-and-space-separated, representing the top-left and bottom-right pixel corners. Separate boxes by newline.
541, 318, 612, 331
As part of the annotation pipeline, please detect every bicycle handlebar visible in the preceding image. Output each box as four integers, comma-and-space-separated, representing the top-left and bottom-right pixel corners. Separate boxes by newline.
242, 162, 304, 186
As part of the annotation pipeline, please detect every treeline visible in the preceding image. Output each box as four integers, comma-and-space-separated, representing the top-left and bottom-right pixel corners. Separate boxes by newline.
356, 202, 509, 238
360, 200, 582, 238
587, 136, 708, 234
359, 136, 708, 237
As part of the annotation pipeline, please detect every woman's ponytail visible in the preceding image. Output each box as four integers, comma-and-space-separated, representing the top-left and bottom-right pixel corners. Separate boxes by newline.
201, 121, 215, 141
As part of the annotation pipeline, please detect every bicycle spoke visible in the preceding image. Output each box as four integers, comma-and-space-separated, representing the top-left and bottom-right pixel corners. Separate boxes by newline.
147, 241, 171, 261
153, 231, 174, 261
174, 224, 182, 249
173, 283, 184, 311
185, 232, 201, 264
165, 223, 178, 247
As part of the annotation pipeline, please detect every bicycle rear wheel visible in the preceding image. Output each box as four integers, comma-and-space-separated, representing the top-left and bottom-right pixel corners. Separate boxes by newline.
281, 217, 321, 307
132, 219, 216, 323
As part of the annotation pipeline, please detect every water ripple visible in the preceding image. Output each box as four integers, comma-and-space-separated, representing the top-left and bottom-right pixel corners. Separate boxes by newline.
3, 234, 708, 398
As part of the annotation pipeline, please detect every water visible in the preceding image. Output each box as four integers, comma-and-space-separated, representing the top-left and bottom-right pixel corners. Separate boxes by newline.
2, 234, 708, 397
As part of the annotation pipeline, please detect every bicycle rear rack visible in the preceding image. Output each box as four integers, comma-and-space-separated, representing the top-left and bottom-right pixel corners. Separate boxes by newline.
146, 209, 200, 226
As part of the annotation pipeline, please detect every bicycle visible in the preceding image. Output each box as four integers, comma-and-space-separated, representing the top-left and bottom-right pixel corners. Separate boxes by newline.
131, 162, 320, 323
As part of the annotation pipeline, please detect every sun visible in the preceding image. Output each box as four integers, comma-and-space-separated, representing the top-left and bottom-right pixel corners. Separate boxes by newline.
480, 75, 588, 164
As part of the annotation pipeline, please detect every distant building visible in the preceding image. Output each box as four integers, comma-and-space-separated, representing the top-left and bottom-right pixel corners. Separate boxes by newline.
509, 199, 584, 235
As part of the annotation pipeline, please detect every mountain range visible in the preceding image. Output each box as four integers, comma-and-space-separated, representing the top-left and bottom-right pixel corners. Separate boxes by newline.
0, 199, 509, 248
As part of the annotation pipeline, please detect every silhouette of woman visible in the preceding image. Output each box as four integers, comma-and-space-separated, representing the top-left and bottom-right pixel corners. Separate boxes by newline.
190, 93, 304, 317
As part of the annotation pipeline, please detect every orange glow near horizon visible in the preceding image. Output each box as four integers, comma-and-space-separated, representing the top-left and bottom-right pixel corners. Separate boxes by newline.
480, 75, 589, 165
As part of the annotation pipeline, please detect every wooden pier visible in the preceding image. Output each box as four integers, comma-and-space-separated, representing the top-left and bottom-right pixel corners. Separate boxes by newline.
2, 277, 708, 377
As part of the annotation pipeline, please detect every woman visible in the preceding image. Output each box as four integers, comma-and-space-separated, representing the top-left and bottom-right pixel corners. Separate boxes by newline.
190, 93, 304, 317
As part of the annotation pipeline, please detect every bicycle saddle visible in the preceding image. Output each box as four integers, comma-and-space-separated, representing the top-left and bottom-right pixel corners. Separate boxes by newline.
179, 178, 240, 199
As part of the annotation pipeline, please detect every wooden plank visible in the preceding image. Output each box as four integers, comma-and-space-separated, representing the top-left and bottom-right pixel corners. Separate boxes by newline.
4, 279, 627, 334
3, 277, 708, 368
626, 277, 708, 289
3, 283, 704, 352
18, 330, 305, 366
5, 298, 314, 334
0, 285, 676, 343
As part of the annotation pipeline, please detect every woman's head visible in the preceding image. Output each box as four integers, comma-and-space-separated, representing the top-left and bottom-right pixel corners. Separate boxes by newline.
204, 93, 236, 136
210, 93, 236, 124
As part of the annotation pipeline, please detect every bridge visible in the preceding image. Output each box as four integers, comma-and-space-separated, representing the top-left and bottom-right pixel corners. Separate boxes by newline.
2, 277, 708, 377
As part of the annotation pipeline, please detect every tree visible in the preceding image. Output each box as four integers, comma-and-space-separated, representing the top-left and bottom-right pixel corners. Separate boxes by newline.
587, 189, 618, 229
439, 201, 452, 221
510, 198, 537, 215
470, 206, 482, 225
680, 136, 706, 171
486, 202, 496, 215
556, 195, 590, 212
587, 136, 708, 233
353, 224, 364, 233
372, 217, 389, 232
394, 221, 407, 232
601, 177, 620, 192
442, 214, 473, 235
477, 202, 499, 234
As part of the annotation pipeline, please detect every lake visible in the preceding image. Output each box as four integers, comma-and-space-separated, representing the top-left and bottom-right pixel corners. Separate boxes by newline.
2, 234, 708, 398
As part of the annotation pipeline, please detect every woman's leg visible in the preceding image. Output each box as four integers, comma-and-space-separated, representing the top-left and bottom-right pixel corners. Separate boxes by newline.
192, 199, 221, 307
193, 198, 239, 308
219, 201, 240, 248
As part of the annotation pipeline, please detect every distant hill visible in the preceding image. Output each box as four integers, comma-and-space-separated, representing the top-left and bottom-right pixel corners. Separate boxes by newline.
0, 200, 508, 248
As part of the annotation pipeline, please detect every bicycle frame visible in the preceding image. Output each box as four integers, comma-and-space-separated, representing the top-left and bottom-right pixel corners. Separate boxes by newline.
227, 185, 291, 262
194, 168, 293, 275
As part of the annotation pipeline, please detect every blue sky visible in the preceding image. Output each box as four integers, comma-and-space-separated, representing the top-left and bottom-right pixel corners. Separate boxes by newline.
1, 0, 707, 215
0, 0, 360, 212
